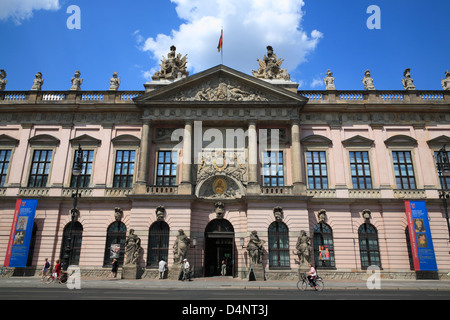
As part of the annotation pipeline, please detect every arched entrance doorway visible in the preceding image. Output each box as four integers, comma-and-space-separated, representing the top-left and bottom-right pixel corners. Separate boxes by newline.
204, 219, 235, 277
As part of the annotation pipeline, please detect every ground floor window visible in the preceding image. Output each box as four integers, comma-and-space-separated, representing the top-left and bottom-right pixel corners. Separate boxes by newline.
103, 221, 127, 267
313, 222, 335, 269
60, 221, 83, 266
268, 221, 290, 268
147, 221, 170, 268
358, 223, 381, 269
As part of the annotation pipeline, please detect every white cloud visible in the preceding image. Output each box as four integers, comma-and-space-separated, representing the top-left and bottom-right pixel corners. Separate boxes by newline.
138, 0, 322, 80
0, 0, 60, 25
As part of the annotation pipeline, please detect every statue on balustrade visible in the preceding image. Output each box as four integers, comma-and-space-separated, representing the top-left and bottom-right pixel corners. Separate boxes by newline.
70, 70, 83, 91
252, 46, 290, 80
0, 70, 7, 91
362, 70, 376, 90
152, 45, 189, 81
323, 69, 336, 90
441, 70, 450, 91
109, 72, 121, 91
402, 68, 416, 90
30, 72, 44, 91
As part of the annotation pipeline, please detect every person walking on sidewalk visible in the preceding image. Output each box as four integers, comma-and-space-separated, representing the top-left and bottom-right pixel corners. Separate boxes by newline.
110, 258, 118, 278
41, 258, 50, 281
221, 259, 227, 276
182, 259, 192, 281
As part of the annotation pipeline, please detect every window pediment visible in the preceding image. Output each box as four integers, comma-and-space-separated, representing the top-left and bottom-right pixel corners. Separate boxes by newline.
384, 135, 417, 147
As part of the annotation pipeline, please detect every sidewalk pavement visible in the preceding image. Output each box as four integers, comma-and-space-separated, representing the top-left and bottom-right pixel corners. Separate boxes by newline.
1, 276, 450, 291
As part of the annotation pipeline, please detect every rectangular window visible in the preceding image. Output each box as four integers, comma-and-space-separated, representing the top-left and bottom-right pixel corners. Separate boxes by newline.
156, 151, 177, 186
70, 149, 94, 188
113, 150, 135, 188
349, 151, 372, 189
263, 151, 284, 187
435, 150, 450, 190
392, 151, 416, 189
0, 150, 12, 187
306, 151, 328, 189
28, 150, 53, 188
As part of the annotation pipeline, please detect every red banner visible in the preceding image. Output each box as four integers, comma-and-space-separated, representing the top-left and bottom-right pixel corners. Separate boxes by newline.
4, 199, 22, 267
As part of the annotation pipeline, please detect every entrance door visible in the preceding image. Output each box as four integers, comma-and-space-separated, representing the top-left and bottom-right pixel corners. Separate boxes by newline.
204, 219, 234, 277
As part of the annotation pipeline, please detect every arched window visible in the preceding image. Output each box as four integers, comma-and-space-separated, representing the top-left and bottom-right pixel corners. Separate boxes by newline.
103, 221, 127, 267
268, 221, 290, 268
313, 222, 335, 269
358, 223, 381, 269
60, 221, 83, 266
147, 221, 170, 268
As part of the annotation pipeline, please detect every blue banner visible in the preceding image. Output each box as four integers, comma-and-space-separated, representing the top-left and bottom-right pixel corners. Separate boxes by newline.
405, 201, 438, 271
8, 199, 38, 268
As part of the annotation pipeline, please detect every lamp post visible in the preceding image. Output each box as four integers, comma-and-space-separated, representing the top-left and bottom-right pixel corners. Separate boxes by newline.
62, 145, 83, 272
436, 145, 450, 243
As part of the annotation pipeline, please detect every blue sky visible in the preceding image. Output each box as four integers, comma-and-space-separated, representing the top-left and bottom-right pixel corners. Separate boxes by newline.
0, 0, 449, 91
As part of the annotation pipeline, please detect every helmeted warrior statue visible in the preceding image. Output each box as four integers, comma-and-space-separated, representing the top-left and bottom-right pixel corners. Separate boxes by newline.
31, 72, 44, 91
152, 45, 189, 81
252, 46, 290, 80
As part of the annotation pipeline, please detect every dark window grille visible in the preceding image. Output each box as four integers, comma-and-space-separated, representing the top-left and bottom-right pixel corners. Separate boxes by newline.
103, 221, 127, 267
28, 150, 53, 187
113, 150, 135, 188
392, 151, 416, 189
268, 221, 290, 268
263, 151, 284, 187
156, 151, 177, 186
349, 151, 372, 189
0, 149, 11, 187
70, 149, 94, 188
306, 151, 328, 189
147, 221, 170, 268
435, 150, 450, 190
313, 223, 336, 269
358, 223, 381, 269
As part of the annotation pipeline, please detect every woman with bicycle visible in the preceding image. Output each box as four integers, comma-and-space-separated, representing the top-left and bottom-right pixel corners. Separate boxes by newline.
307, 263, 317, 288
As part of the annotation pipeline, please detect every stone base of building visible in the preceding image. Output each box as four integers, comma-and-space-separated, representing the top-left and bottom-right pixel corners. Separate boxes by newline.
5, 267, 450, 281
121, 264, 139, 279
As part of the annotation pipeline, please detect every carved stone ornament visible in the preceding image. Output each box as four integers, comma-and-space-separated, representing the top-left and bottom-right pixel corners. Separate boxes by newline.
362, 70, 375, 90
0, 69, 7, 91
441, 70, 450, 91
30, 72, 44, 91
156, 205, 165, 221
152, 45, 189, 81
295, 230, 312, 267
215, 201, 225, 219
362, 209, 372, 221
318, 209, 327, 223
70, 208, 80, 222
125, 229, 141, 265
402, 68, 416, 90
114, 207, 123, 222
273, 206, 284, 221
173, 229, 190, 265
247, 231, 265, 265
252, 46, 291, 80
172, 78, 271, 102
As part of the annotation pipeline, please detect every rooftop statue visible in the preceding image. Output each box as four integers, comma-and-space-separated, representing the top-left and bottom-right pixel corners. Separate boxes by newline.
441, 70, 450, 91
30, 72, 44, 91
252, 46, 290, 80
152, 45, 189, 81
70, 70, 83, 91
109, 71, 121, 91
0, 70, 7, 91
402, 68, 416, 90
323, 69, 336, 90
362, 69, 376, 90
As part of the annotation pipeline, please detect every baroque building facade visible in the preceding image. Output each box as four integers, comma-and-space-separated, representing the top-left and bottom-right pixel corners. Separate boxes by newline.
0, 48, 450, 279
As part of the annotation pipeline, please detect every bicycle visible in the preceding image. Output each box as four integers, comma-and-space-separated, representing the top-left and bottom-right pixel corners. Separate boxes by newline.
45, 269, 67, 284
297, 272, 324, 291
0, 266, 7, 277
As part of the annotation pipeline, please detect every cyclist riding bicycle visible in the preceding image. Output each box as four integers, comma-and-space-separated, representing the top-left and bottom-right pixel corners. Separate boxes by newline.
307, 263, 317, 288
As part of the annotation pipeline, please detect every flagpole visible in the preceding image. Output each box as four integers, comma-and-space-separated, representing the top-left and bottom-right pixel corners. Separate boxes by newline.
221, 27, 224, 65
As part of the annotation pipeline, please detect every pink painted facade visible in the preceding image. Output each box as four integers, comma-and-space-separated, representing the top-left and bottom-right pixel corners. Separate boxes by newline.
0, 65, 449, 279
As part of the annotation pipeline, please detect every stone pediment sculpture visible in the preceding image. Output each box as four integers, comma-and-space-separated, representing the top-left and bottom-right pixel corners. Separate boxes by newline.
172, 78, 271, 102
152, 45, 189, 81
252, 46, 290, 80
